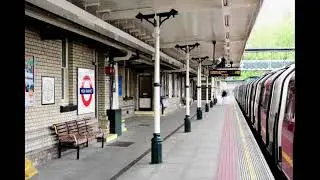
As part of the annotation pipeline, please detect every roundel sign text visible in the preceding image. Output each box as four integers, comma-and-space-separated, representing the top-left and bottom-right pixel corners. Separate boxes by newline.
78, 68, 95, 115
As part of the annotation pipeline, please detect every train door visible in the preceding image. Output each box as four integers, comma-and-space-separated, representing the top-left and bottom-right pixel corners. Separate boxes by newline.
250, 76, 265, 124
268, 65, 295, 154
247, 79, 258, 119
254, 73, 273, 132
277, 74, 295, 180
260, 69, 286, 146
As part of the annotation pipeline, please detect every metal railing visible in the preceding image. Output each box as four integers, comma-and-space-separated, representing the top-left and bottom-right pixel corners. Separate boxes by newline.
240, 59, 294, 70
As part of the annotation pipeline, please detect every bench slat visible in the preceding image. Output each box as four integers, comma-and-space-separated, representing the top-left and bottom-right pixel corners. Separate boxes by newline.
66, 121, 79, 134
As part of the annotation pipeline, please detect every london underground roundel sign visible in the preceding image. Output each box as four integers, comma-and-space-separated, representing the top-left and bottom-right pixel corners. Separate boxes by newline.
78, 68, 95, 115
80, 75, 93, 107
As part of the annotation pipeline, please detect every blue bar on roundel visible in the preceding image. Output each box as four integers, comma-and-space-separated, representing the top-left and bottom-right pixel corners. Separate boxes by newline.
80, 88, 94, 94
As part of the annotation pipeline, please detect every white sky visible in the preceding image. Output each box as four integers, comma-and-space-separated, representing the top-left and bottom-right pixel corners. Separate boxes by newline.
253, 0, 295, 28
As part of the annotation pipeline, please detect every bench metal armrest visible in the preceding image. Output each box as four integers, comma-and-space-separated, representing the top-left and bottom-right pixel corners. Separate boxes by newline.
58, 134, 78, 144
98, 128, 106, 135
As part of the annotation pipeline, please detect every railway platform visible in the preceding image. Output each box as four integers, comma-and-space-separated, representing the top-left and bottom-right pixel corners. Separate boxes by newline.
32, 97, 274, 180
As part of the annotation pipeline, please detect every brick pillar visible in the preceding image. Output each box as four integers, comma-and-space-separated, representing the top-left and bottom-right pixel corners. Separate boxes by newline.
97, 52, 110, 133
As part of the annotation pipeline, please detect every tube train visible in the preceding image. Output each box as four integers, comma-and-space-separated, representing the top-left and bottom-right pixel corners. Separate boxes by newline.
233, 63, 295, 180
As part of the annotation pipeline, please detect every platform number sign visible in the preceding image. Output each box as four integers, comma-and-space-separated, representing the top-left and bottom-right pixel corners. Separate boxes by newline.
78, 68, 95, 115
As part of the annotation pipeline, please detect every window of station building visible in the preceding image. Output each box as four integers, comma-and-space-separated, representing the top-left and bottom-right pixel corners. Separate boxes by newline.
160, 73, 165, 97
172, 73, 175, 97
165, 73, 169, 97
176, 75, 178, 97
176, 75, 180, 97
120, 67, 132, 100
61, 38, 69, 104
123, 68, 134, 99
130, 70, 135, 98
180, 76, 184, 97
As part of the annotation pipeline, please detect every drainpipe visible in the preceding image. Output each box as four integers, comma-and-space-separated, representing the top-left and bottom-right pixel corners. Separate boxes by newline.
111, 49, 133, 110
106, 49, 133, 137
114, 50, 133, 62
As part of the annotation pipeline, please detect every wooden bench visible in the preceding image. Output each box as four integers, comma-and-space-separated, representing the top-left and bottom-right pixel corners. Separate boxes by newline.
53, 121, 88, 160
53, 118, 105, 160
78, 118, 105, 148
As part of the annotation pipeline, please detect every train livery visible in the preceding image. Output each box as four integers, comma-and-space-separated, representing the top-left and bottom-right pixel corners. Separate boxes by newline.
233, 63, 295, 180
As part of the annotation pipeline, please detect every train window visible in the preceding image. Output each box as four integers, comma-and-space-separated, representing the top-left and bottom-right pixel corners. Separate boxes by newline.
281, 74, 295, 180
260, 80, 271, 142
254, 73, 274, 131
284, 79, 295, 130
262, 79, 272, 110
250, 78, 261, 123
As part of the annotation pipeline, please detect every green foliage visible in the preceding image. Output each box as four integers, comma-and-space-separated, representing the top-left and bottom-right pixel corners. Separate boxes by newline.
243, 13, 295, 60
232, 70, 266, 80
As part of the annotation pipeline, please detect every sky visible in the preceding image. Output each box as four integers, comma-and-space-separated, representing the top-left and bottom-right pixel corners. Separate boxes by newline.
253, 0, 295, 29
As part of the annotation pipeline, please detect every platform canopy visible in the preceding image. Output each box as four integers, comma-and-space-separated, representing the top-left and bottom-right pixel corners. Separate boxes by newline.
68, 0, 263, 70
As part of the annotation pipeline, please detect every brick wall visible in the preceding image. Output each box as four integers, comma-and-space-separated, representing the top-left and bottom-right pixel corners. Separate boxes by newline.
118, 67, 136, 119
25, 26, 109, 166
25, 25, 188, 166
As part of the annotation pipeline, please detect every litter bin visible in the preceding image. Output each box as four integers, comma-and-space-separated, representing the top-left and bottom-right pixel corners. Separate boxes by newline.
107, 109, 122, 136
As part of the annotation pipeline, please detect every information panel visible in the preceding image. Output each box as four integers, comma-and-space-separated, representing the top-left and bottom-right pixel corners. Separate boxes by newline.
209, 69, 241, 77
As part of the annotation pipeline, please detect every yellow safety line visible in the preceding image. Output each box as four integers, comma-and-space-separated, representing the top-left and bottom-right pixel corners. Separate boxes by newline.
282, 150, 293, 167
25, 158, 38, 179
233, 102, 257, 180
106, 134, 118, 142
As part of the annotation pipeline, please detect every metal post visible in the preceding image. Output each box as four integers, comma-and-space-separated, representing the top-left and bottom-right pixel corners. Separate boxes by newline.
197, 61, 202, 119
197, 64, 200, 106
175, 43, 199, 132
154, 17, 160, 136
192, 56, 207, 120
210, 77, 214, 107
136, 9, 178, 164
205, 72, 209, 112
185, 48, 190, 132
210, 40, 216, 107
151, 16, 162, 164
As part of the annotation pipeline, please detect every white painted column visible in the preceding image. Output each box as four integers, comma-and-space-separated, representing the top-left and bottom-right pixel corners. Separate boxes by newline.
211, 77, 214, 101
197, 63, 201, 108
199, 62, 202, 106
186, 48, 190, 116
154, 20, 160, 134
112, 63, 119, 109
206, 74, 209, 104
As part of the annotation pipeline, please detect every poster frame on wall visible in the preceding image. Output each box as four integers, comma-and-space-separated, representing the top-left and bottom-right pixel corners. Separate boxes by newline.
41, 76, 55, 105
25, 55, 35, 107
77, 68, 96, 115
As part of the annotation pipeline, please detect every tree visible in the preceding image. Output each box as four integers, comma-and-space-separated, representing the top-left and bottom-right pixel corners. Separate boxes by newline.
247, 13, 294, 48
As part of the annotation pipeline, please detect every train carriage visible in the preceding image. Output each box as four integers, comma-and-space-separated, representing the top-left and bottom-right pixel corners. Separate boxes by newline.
234, 64, 295, 180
